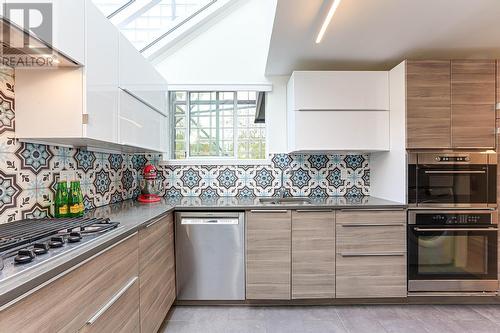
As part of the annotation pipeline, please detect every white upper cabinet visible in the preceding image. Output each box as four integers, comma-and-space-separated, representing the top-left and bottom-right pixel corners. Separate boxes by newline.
287, 110, 390, 153
119, 90, 168, 153
5, 0, 86, 64
119, 34, 168, 115
84, 1, 119, 143
288, 71, 389, 111
14, 0, 168, 153
286, 71, 390, 153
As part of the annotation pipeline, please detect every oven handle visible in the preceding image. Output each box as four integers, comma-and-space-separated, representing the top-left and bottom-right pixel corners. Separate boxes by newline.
413, 227, 498, 232
424, 170, 486, 174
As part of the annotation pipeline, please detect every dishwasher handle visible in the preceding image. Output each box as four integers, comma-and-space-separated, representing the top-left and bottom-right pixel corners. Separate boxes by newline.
181, 218, 239, 225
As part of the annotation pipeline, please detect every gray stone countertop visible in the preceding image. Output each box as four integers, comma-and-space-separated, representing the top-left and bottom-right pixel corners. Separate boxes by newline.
0, 196, 405, 308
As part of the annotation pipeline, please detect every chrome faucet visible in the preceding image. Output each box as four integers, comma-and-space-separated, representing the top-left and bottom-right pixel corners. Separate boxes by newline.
277, 165, 290, 198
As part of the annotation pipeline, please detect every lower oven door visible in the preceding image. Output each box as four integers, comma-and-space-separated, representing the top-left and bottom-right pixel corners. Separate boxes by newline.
408, 225, 498, 292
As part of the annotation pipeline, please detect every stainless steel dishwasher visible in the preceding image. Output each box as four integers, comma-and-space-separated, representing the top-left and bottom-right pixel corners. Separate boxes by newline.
175, 212, 245, 300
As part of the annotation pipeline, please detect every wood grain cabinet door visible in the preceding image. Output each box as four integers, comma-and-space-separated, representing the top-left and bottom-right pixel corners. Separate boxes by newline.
0, 233, 139, 333
497, 60, 500, 118
291, 210, 335, 299
246, 210, 291, 300
451, 60, 496, 148
335, 210, 407, 298
139, 213, 176, 333
406, 60, 451, 149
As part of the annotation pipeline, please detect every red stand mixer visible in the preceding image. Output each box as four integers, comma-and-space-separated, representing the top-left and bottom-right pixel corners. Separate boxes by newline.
137, 164, 162, 203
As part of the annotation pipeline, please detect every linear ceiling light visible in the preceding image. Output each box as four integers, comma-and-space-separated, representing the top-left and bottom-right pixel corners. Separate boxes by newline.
315, 0, 342, 44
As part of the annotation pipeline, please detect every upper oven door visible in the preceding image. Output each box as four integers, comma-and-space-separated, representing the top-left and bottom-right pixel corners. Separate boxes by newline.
413, 153, 496, 207
417, 164, 489, 206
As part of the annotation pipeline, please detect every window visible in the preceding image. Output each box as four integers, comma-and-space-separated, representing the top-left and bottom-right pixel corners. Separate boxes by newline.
93, 0, 218, 51
171, 91, 266, 160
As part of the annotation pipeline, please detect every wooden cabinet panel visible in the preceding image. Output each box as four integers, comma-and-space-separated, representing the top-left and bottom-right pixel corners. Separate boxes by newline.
406, 60, 451, 149
497, 60, 500, 118
336, 255, 406, 298
246, 210, 291, 300
451, 60, 496, 148
292, 211, 335, 299
337, 223, 406, 254
139, 213, 175, 333
452, 104, 495, 148
0, 233, 139, 333
335, 210, 406, 298
80, 278, 140, 333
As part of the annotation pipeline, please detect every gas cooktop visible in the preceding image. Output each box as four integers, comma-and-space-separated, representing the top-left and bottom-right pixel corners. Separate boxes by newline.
0, 217, 120, 278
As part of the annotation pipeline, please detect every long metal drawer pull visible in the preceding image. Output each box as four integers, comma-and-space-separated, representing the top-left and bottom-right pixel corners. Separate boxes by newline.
86, 276, 138, 325
340, 252, 405, 257
424, 170, 486, 174
341, 223, 405, 227
295, 209, 333, 213
413, 227, 497, 232
250, 210, 288, 213
145, 217, 162, 228
339, 208, 405, 212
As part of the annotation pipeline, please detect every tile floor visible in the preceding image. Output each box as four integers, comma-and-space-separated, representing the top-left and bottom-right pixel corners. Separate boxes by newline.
162, 305, 500, 333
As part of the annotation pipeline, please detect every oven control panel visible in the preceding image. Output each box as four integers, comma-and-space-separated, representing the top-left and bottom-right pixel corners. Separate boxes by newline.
412, 212, 493, 225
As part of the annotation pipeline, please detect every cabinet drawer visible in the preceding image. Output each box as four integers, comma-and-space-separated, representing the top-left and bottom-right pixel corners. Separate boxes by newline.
336, 223, 406, 253
0, 233, 139, 333
79, 277, 140, 333
336, 210, 406, 260
336, 253, 407, 298
336, 210, 405, 225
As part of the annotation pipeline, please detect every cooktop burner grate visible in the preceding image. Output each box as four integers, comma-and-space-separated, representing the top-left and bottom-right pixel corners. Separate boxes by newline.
0, 217, 115, 253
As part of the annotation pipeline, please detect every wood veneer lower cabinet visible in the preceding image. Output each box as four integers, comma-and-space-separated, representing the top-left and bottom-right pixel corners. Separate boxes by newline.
0, 233, 139, 333
246, 210, 291, 300
291, 210, 335, 299
335, 210, 407, 298
139, 213, 176, 333
80, 277, 140, 333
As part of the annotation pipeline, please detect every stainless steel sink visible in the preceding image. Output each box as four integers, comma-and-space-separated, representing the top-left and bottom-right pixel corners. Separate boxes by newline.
259, 197, 312, 205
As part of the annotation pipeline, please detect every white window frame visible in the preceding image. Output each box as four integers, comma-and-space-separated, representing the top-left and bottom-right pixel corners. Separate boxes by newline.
162, 88, 271, 165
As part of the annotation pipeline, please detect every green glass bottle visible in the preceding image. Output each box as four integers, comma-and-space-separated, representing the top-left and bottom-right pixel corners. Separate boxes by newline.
69, 181, 84, 217
54, 181, 69, 218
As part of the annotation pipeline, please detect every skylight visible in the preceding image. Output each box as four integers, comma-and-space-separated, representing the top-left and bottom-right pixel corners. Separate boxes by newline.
93, 0, 217, 52
92, 0, 134, 18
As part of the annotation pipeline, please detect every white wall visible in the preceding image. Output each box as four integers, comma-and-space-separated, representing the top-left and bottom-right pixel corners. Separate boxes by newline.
154, 0, 277, 86
266, 75, 288, 153
370, 61, 407, 203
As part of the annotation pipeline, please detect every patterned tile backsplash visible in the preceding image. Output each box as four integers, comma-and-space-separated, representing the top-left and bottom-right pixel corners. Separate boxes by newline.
0, 66, 370, 223
157, 154, 370, 199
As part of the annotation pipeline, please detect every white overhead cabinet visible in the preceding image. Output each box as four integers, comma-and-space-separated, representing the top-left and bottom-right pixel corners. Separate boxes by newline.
118, 34, 168, 153
287, 71, 390, 153
14, 0, 168, 153
119, 90, 168, 153
119, 34, 168, 115
5, 0, 86, 65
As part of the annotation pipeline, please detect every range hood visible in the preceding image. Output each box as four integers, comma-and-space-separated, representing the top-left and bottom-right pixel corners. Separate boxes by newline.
0, 17, 79, 67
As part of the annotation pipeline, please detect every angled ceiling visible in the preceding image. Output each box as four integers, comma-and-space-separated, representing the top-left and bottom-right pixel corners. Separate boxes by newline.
265, 0, 500, 75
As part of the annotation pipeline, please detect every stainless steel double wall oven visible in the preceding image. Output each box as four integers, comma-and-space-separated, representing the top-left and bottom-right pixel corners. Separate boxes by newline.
407, 152, 498, 292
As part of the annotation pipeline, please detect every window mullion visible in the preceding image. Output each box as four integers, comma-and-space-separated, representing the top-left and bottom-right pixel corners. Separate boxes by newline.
186, 92, 191, 159
233, 92, 238, 160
